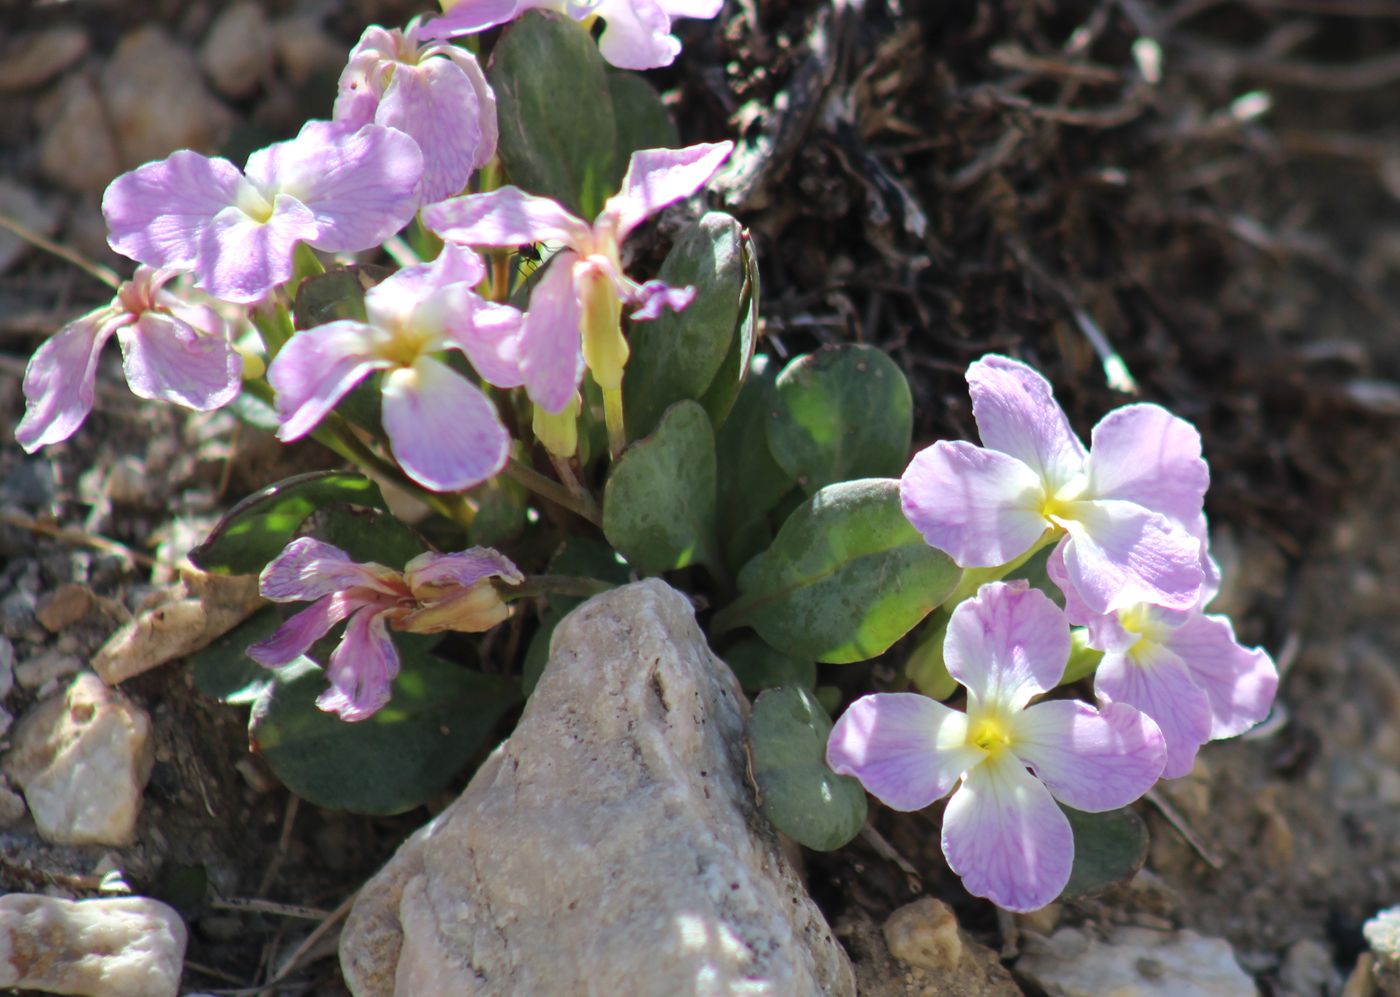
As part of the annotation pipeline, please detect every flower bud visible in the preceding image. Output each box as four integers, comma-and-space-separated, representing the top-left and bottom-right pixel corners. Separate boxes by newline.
398, 578, 511, 634
579, 264, 627, 391
533, 393, 581, 458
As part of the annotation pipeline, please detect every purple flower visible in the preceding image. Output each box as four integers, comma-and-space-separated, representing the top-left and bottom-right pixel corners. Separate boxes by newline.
1048, 544, 1278, 779
827, 581, 1166, 912
422, 0, 722, 70
900, 355, 1208, 614
249, 537, 522, 721
16, 267, 242, 452
335, 19, 497, 204
103, 121, 423, 304
267, 245, 524, 492
422, 142, 732, 410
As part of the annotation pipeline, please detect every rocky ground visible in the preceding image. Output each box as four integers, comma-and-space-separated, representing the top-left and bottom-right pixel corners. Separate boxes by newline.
1, 0, 1399, 994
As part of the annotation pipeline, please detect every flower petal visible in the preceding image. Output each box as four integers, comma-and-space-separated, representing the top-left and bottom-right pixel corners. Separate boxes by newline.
1095, 644, 1212, 779
258, 537, 402, 603
435, 288, 526, 388
248, 592, 357, 666
1045, 542, 1136, 651
374, 56, 488, 202
404, 547, 523, 590
381, 357, 510, 491
940, 752, 1074, 912
826, 693, 981, 811
594, 0, 681, 69
1012, 699, 1165, 811
944, 581, 1070, 710
630, 279, 694, 320
117, 312, 242, 411
266, 320, 388, 441
900, 441, 1049, 568
103, 150, 244, 271
1057, 499, 1204, 613
437, 45, 498, 167
419, 0, 527, 38
246, 121, 422, 251
16, 309, 124, 452
1087, 404, 1208, 527
364, 246, 486, 330
1163, 613, 1278, 740
656, 0, 722, 17
316, 606, 399, 721
517, 253, 586, 412
423, 186, 591, 250
193, 197, 320, 303
966, 355, 1087, 493
601, 142, 733, 240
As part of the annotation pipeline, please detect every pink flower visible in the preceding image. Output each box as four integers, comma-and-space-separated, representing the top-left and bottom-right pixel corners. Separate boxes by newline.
900, 355, 1208, 614
422, 142, 732, 410
103, 121, 422, 304
1048, 544, 1278, 779
422, 0, 722, 70
335, 19, 497, 203
827, 581, 1165, 912
16, 267, 242, 452
249, 537, 523, 721
267, 245, 523, 492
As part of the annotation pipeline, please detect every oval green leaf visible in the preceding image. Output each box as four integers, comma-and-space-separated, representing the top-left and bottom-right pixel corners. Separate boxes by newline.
624, 213, 750, 439
749, 685, 867, 851
189, 471, 388, 575
767, 345, 913, 494
491, 11, 617, 218
602, 400, 719, 575
298, 503, 427, 570
190, 605, 283, 705
1059, 805, 1151, 900
723, 638, 815, 694
250, 647, 519, 815
608, 71, 678, 182
725, 479, 959, 663
715, 354, 794, 571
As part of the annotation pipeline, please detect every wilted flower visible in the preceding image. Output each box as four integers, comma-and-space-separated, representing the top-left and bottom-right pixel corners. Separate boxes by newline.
827, 581, 1166, 912
422, 0, 722, 71
267, 245, 523, 491
103, 121, 422, 304
423, 142, 732, 412
16, 266, 241, 452
249, 537, 523, 721
335, 19, 497, 203
900, 355, 1208, 614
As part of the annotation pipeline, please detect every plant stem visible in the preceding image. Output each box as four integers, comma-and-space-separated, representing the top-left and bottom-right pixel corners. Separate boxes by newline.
506, 574, 616, 601
602, 386, 626, 459
504, 457, 602, 526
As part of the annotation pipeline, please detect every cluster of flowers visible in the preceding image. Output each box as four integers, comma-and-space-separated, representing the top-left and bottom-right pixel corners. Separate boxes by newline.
827, 356, 1279, 912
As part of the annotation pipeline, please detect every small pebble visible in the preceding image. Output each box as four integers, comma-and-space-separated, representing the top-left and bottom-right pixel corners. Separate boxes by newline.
36, 583, 95, 633
16, 650, 83, 690
37, 74, 122, 193
0, 26, 89, 93
199, 1, 273, 99
883, 896, 962, 972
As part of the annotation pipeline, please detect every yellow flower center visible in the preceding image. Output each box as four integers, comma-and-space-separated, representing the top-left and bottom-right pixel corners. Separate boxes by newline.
236, 182, 275, 224
968, 714, 1013, 756
1039, 471, 1089, 524
1118, 603, 1171, 661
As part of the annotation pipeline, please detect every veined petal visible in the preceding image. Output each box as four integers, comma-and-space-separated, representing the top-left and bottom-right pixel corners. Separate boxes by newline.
103, 150, 245, 271
1095, 644, 1212, 779
941, 752, 1074, 913
266, 320, 389, 441
630, 279, 694, 320
1163, 613, 1278, 740
1058, 499, 1204, 614
1012, 699, 1165, 811
967, 355, 1087, 493
944, 581, 1070, 710
248, 592, 359, 666
316, 606, 399, 721
1045, 543, 1136, 651
601, 142, 734, 240
375, 57, 486, 203
117, 312, 242, 410
259, 537, 402, 603
194, 197, 319, 303
436, 287, 526, 388
404, 547, 523, 590
656, 0, 722, 17
16, 309, 125, 452
517, 254, 586, 412
381, 357, 510, 491
419, 0, 529, 38
247, 121, 422, 252
826, 693, 982, 812
363, 246, 486, 329
423, 186, 591, 249
900, 441, 1049, 568
594, 0, 681, 69
1087, 404, 1208, 527
437, 45, 498, 167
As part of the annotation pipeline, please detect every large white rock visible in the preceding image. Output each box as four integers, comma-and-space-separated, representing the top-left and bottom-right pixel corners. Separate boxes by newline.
2, 672, 153, 845
1017, 926, 1257, 997
341, 579, 855, 996
0, 894, 185, 997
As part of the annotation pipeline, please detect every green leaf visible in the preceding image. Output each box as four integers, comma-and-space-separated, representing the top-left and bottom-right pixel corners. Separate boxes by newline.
1059, 805, 1151, 899
723, 638, 815, 694
491, 11, 617, 218
623, 214, 749, 439
602, 400, 718, 575
749, 685, 867, 851
607, 71, 677, 182
1061, 628, 1104, 686
903, 615, 958, 700
189, 472, 388, 575
291, 267, 386, 329
522, 538, 632, 694
767, 345, 913, 494
726, 479, 959, 663
467, 472, 529, 549
190, 606, 283, 705
697, 224, 759, 429
250, 646, 519, 815
298, 503, 427, 570
715, 354, 794, 570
